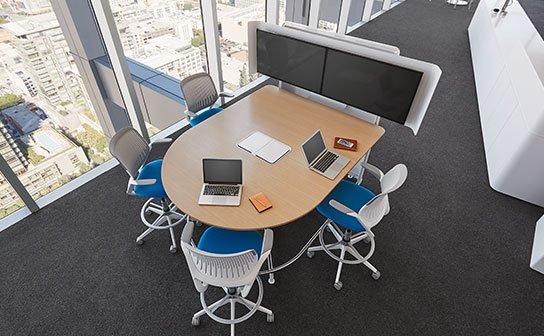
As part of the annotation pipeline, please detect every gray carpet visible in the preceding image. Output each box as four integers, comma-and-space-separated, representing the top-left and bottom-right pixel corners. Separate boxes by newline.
1, 1, 544, 335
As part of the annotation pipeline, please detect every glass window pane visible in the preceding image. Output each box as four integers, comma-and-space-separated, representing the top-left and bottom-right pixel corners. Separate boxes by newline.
318, 0, 342, 32
0, 6, 113, 202
108, 0, 208, 133
217, 0, 265, 92
0, 171, 25, 220
347, 0, 366, 27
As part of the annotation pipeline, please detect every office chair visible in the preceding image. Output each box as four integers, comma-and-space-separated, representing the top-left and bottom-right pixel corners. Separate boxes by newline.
179, 73, 234, 127
109, 127, 186, 253
181, 222, 274, 336
307, 162, 408, 290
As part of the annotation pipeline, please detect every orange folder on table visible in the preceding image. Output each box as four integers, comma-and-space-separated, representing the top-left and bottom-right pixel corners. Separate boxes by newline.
249, 193, 272, 213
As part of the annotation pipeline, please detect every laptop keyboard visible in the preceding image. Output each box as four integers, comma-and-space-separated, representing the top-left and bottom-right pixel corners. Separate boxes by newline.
313, 151, 339, 173
204, 185, 240, 196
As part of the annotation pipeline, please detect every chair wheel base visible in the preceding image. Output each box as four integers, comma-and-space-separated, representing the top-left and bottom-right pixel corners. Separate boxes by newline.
267, 313, 274, 323
136, 239, 144, 246
169, 245, 177, 254
306, 251, 314, 258
334, 281, 343, 290
191, 317, 200, 326
363, 236, 371, 244
372, 271, 381, 280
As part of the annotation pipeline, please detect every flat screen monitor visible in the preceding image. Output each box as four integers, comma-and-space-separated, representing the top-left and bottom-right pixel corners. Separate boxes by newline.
321, 49, 423, 124
257, 29, 326, 93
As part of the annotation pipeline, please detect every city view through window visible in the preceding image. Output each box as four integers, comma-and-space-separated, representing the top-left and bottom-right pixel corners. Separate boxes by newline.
109, 0, 264, 94
0, 1, 111, 219
0, 0, 269, 219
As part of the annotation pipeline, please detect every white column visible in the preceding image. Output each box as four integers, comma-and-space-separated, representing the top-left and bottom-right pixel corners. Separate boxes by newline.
201, 0, 224, 92
266, 0, 280, 24
337, 0, 353, 34
308, 0, 321, 28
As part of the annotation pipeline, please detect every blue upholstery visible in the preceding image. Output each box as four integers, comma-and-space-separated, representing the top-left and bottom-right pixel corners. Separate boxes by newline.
133, 160, 168, 199
317, 180, 375, 232
190, 107, 223, 127
198, 227, 263, 257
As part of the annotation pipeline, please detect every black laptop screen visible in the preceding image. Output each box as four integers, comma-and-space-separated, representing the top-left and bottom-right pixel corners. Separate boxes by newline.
203, 159, 242, 185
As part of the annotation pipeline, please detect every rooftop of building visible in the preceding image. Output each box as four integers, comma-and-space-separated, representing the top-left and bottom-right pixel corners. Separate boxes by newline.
0, 13, 59, 36
125, 35, 197, 68
1, 105, 43, 134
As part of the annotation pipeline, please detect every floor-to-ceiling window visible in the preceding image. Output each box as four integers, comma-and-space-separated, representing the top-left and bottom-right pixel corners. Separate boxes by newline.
0, 5, 112, 221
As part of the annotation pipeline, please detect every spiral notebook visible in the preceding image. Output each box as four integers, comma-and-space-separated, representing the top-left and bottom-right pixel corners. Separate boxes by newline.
238, 131, 291, 164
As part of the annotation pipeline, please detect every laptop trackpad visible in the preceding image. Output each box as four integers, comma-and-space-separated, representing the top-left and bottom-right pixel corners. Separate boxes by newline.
213, 196, 228, 205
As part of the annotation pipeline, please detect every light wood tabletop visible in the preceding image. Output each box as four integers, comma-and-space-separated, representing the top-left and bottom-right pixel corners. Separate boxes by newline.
162, 85, 385, 230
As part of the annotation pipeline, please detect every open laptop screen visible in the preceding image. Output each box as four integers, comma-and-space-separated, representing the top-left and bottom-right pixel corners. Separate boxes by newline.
301, 130, 326, 166
203, 159, 242, 185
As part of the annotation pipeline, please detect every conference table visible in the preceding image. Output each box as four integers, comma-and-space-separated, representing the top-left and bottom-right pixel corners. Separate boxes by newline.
162, 85, 385, 231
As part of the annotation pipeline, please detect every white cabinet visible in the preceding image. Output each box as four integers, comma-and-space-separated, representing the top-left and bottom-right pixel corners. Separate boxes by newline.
468, 0, 544, 207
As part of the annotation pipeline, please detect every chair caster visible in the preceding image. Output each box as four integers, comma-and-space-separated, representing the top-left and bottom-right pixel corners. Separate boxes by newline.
136, 239, 144, 246
371, 271, 381, 280
268, 277, 275, 285
144, 209, 152, 216
191, 317, 200, 327
306, 251, 314, 258
267, 313, 274, 323
169, 245, 177, 254
334, 281, 343, 290
363, 236, 371, 244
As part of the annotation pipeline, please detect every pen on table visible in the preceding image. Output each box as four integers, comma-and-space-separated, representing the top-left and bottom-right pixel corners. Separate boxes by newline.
255, 197, 266, 207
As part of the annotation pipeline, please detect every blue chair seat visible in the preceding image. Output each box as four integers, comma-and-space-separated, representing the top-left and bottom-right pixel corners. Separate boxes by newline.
190, 107, 223, 127
133, 160, 168, 199
198, 227, 263, 257
316, 180, 375, 232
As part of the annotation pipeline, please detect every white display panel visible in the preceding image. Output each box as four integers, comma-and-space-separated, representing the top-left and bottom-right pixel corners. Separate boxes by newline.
248, 21, 442, 135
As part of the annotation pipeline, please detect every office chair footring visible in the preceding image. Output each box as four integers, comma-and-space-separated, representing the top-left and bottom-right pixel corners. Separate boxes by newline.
197, 276, 270, 325
140, 198, 186, 230
316, 221, 376, 265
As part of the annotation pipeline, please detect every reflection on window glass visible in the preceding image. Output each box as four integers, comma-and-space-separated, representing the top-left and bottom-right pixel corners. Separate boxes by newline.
0, 5, 112, 205
318, 0, 342, 32
217, 0, 265, 92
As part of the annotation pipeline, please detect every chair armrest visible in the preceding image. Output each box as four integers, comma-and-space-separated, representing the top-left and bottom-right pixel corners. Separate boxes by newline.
330, 199, 374, 236
181, 221, 195, 244
132, 178, 156, 186
361, 162, 384, 181
150, 137, 172, 147
261, 229, 274, 255
329, 200, 358, 217
218, 91, 235, 98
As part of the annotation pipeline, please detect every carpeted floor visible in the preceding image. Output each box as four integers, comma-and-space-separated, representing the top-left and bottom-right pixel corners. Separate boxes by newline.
1, 1, 544, 335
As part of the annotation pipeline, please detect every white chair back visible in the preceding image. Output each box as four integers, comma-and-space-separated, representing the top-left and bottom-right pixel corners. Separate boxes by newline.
357, 164, 408, 230
180, 223, 271, 295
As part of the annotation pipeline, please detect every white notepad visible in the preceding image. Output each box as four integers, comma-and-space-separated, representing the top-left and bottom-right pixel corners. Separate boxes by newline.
238, 131, 291, 164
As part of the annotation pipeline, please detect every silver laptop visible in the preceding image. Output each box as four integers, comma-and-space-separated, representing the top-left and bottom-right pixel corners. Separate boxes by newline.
199, 159, 242, 206
301, 129, 350, 180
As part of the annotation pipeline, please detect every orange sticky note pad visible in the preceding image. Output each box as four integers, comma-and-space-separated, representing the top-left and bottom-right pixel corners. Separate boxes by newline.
249, 193, 272, 213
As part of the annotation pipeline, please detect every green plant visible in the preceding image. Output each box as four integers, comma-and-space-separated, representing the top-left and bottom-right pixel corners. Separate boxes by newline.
0, 94, 20, 110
